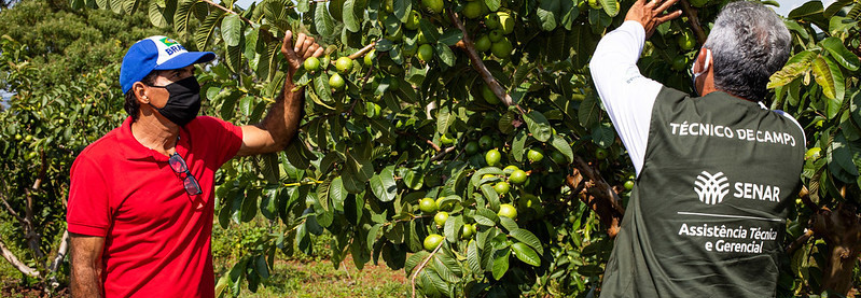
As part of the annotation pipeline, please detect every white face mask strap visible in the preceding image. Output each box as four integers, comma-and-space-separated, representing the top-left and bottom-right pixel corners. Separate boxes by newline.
692, 48, 711, 76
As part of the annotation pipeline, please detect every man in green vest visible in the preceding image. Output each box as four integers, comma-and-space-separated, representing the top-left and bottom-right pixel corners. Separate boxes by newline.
590, 0, 804, 297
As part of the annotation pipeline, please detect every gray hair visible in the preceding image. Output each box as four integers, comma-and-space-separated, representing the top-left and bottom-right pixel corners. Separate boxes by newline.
703, 1, 791, 102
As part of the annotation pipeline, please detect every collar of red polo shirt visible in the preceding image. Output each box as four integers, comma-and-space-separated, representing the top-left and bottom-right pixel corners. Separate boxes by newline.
119, 36, 215, 94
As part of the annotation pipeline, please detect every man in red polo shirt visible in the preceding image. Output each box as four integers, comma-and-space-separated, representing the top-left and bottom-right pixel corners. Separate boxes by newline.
66, 31, 322, 298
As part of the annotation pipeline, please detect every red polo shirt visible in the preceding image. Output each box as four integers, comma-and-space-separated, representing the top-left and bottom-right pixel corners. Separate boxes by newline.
67, 116, 242, 298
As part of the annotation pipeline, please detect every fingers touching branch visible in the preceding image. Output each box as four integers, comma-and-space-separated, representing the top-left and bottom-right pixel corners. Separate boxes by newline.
625, 0, 683, 38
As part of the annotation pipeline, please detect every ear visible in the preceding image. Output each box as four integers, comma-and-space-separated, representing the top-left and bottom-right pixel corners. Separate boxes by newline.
132, 82, 150, 105
692, 48, 711, 74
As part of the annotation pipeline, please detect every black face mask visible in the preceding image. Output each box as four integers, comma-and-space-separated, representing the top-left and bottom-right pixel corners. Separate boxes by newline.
148, 76, 201, 127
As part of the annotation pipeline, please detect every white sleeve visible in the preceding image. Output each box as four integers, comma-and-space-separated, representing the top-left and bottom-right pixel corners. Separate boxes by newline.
589, 21, 664, 176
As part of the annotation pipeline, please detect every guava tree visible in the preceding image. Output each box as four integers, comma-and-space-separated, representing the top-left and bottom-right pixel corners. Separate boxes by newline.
77, 0, 860, 296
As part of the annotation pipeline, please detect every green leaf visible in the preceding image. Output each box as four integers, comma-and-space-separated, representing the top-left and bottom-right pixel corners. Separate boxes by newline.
394, 0, 412, 22
316, 176, 333, 212
367, 224, 383, 252
768, 51, 816, 89
285, 138, 310, 169
788, 1, 823, 19
418, 19, 440, 44
512, 130, 527, 162
824, 0, 854, 17
311, 73, 336, 109
221, 14, 242, 47
435, 43, 456, 67
194, 10, 225, 50
148, 1, 175, 28
254, 255, 270, 279
783, 20, 809, 40
510, 228, 542, 252
524, 111, 552, 142
829, 16, 858, 33
592, 123, 615, 148
173, 0, 203, 35
330, 176, 347, 211
830, 133, 859, 176
578, 91, 601, 129
406, 251, 431, 275
343, 0, 361, 32
438, 30, 463, 46
444, 214, 464, 243
550, 134, 573, 163
224, 44, 243, 74
433, 255, 463, 282
820, 37, 860, 71
475, 208, 500, 226
240, 189, 259, 222
329, 0, 345, 21
600, 0, 619, 16
346, 150, 374, 183
481, 184, 500, 211
812, 56, 845, 101
261, 152, 280, 184
313, 3, 336, 37
498, 216, 518, 231
511, 242, 541, 266
491, 247, 510, 280
470, 167, 503, 187
467, 240, 482, 273
436, 107, 455, 134
370, 166, 398, 202
536, 0, 559, 31
485, 0, 501, 11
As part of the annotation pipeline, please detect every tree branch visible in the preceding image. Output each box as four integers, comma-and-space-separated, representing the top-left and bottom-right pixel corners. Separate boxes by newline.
431, 147, 457, 162
347, 42, 377, 60
446, 8, 525, 115
565, 156, 625, 238
47, 230, 70, 289
786, 228, 814, 255
798, 185, 818, 212
679, 0, 707, 45
410, 240, 444, 298
0, 194, 24, 224
0, 236, 40, 278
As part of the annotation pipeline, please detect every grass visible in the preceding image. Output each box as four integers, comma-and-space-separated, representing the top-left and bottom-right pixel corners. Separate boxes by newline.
213, 255, 410, 298
0, 217, 411, 298
210, 217, 411, 298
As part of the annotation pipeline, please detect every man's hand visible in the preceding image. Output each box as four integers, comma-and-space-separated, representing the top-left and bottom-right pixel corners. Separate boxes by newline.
281, 31, 324, 76
625, 0, 683, 38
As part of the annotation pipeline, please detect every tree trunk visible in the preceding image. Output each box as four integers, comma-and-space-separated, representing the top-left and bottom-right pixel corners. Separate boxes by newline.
812, 203, 861, 295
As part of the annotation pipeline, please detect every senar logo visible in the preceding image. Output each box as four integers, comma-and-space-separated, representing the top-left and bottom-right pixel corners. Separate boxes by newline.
694, 171, 730, 205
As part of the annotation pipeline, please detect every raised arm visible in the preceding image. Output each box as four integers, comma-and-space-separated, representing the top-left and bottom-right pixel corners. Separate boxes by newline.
70, 233, 105, 298
589, 0, 681, 175
237, 31, 324, 156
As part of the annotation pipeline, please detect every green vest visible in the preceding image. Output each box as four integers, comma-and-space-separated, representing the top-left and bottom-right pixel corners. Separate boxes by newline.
600, 88, 805, 298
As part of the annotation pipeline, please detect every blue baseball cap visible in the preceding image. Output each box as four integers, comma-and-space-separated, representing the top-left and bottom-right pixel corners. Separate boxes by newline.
120, 36, 215, 94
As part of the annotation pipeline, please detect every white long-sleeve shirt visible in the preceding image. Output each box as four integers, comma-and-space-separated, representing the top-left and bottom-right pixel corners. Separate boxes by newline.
590, 21, 663, 176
